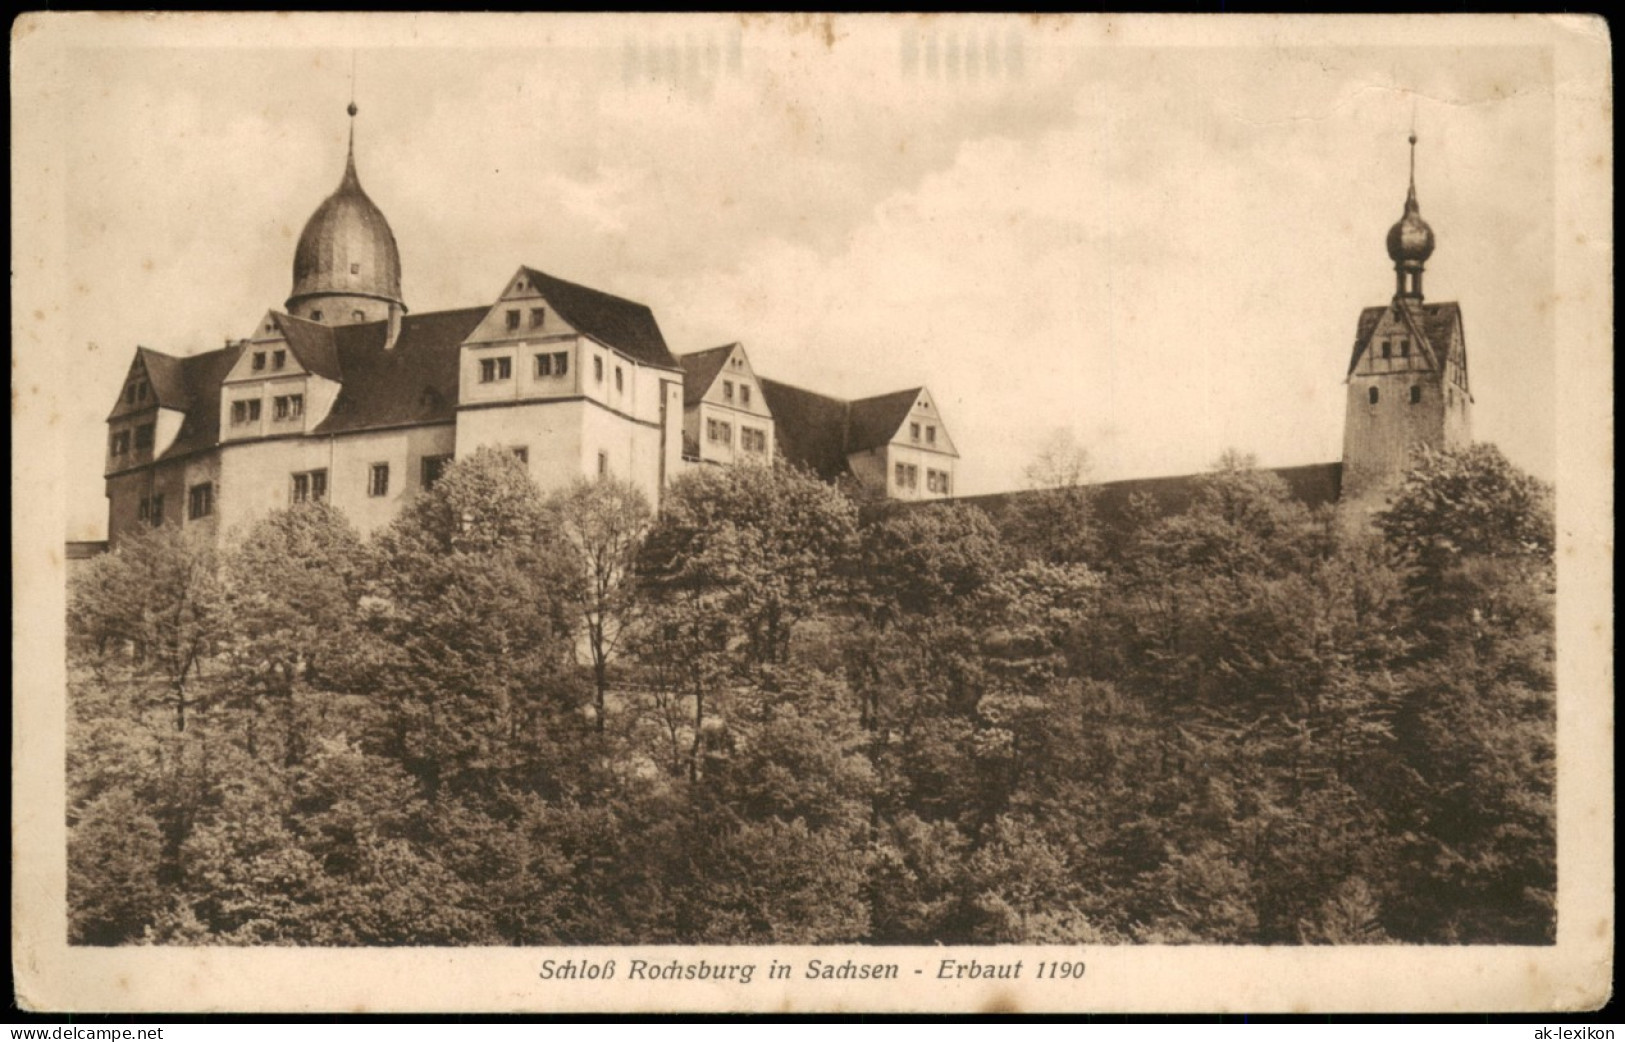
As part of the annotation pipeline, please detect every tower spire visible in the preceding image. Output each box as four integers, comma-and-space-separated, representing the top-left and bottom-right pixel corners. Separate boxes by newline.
1385, 122, 1434, 302
344, 51, 359, 183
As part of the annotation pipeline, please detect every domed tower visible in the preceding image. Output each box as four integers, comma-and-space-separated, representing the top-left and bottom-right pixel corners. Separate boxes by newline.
1341, 131, 1473, 515
1386, 132, 1436, 302
286, 102, 406, 345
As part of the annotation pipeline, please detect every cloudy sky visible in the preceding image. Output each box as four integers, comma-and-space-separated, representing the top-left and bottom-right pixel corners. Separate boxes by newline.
22, 15, 1565, 540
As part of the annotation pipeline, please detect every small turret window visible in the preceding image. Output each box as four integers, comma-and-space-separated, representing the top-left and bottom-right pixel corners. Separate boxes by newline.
1410, 385, 1422, 404
1368, 387, 1379, 405
353, 310, 365, 322
311, 310, 323, 322
350, 263, 360, 275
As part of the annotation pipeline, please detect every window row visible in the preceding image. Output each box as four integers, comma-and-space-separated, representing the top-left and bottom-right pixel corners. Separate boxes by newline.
250, 349, 288, 373
109, 423, 156, 457
895, 462, 919, 489
1367, 385, 1425, 405
505, 307, 547, 332
706, 420, 769, 453
230, 394, 304, 426
1379, 338, 1412, 361
123, 379, 151, 406
721, 380, 752, 407
926, 468, 951, 494
477, 350, 624, 390
909, 421, 938, 446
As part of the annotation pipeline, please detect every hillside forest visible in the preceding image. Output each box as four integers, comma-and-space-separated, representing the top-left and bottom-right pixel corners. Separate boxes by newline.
66, 444, 1556, 946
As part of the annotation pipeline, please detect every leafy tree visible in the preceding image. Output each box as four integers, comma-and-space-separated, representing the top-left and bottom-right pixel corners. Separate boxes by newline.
545, 478, 652, 731
67, 790, 166, 944
68, 525, 224, 731
1376, 443, 1555, 577
363, 448, 588, 800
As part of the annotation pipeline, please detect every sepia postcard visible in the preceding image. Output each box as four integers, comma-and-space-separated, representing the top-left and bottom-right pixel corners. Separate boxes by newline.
10, 12, 1613, 1013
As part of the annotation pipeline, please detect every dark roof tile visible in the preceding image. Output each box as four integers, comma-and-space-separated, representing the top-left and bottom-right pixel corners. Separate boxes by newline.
521, 267, 677, 370
758, 377, 854, 480
846, 388, 924, 454
678, 344, 736, 407
315, 306, 488, 435
274, 313, 344, 382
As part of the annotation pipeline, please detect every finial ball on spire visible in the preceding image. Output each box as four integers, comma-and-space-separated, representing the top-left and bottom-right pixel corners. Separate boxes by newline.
348, 101, 358, 118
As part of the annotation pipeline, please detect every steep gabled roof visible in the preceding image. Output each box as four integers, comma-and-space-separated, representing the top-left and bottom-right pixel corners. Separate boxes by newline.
139, 347, 192, 409
757, 377, 854, 481
273, 313, 344, 382
846, 388, 925, 454
156, 344, 244, 461
1347, 300, 1463, 376
678, 344, 737, 407
314, 306, 489, 435
520, 266, 678, 370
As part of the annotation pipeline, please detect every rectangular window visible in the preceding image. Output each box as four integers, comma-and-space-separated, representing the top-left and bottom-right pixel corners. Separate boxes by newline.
506, 309, 521, 332
480, 356, 513, 382
273, 396, 287, 420
1410, 385, 1422, 404
594, 356, 604, 383
252, 352, 266, 371
188, 482, 213, 520
110, 430, 131, 456
927, 469, 951, 494
272, 350, 286, 370
535, 353, 552, 377
134, 423, 154, 450
723, 380, 734, 402
150, 493, 164, 527
895, 462, 906, 487
1400, 339, 1411, 358
1381, 340, 1391, 360
597, 450, 609, 478
926, 426, 936, 445
421, 454, 452, 489
741, 384, 751, 406
741, 427, 766, 453
368, 463, 390, 498
554, 351, 568, 377
125, 384, 138, 405
288, 394, 303, 419
291, 469, 328, 504
910, 422, 921, 442
615, 366, 624, 393
529, 308, 545, 329
511, 446, 529, 464
232, 401, 247, 425
138, 495, 150, 521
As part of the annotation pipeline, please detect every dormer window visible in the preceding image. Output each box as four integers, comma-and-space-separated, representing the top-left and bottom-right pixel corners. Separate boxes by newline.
272, 394, 303, 421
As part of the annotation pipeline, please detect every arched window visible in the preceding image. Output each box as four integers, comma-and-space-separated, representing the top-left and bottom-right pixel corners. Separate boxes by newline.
1410, 385, 1422, 404
1368, 387, 1379, 405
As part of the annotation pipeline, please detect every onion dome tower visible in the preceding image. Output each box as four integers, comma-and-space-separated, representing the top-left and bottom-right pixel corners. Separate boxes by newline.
286, 100, 406, 344
1385, 132, 1435, 302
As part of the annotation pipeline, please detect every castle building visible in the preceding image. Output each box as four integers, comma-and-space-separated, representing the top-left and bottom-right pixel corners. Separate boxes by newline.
101, 106, 958, 547
1340, 132, 1473, 515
